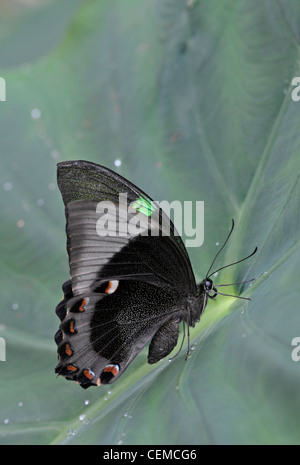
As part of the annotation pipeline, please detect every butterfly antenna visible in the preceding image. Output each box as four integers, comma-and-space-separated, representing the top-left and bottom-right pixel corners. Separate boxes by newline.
207, 247, 258, 279
205, 219, 235, 279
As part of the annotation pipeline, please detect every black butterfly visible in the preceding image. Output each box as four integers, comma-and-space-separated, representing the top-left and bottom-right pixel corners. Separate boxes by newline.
55, 160, 257, 389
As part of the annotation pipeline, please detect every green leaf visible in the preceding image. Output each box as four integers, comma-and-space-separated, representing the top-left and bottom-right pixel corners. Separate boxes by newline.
0, 0, 300, 445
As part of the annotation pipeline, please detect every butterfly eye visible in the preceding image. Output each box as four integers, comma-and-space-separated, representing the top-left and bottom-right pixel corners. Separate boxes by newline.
205, 280, 213, 291
203, 279, 218, 300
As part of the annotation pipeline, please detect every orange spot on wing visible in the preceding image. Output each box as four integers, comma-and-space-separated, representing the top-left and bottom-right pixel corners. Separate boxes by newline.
79, 299, 87, 312
67, 365, 77, 373
65, 344, 72, 356
105, 280, 119, 294
105, 282, 113, 294
83, 369, 94, 380
104, 364, 119, 377
69, 320, 76, 333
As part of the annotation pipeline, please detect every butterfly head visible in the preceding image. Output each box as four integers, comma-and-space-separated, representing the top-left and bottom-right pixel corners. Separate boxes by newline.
199, 277, 217, 299
196, 220, 258, 305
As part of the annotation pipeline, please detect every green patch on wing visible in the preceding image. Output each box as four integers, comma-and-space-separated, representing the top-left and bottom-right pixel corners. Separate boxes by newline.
132, 196, 157, 217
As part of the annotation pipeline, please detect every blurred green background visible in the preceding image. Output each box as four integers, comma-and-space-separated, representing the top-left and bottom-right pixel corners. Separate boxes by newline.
0, 0, 300, 445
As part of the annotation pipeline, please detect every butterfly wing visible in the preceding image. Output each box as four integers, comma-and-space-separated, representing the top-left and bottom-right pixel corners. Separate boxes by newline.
55, 160, 197, 387
57, 160, 196, 295
55, 279, 182, 388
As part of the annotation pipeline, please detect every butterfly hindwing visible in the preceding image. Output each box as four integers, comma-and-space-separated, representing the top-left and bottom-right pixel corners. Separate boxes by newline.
55, 279, 183, 387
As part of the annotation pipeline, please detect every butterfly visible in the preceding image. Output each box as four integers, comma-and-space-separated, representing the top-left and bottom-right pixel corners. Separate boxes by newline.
55, 160, 257, 389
